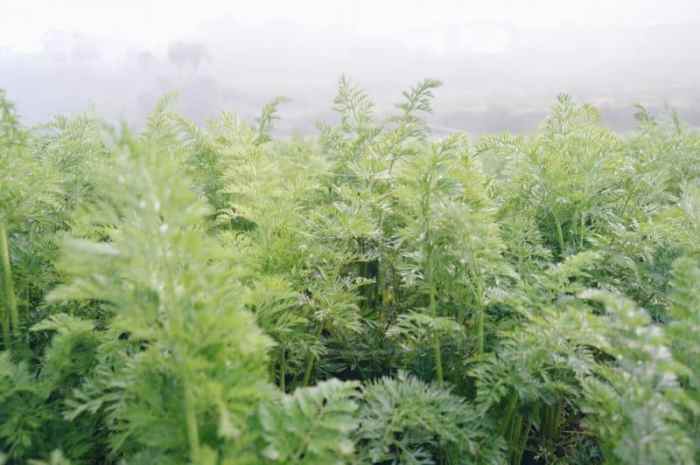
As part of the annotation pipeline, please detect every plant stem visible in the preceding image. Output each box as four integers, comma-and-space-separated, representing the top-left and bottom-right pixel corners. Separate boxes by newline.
426, 244, 443, 383
513, 419, 531, 465
183, 381, 201, 464
376, 259, 385, 309
302, 354, 315, 387
542, 401, 562, 442
0, 222, 17, 348
422, 168, 443, 384
509, 413, 522, 465
303, 323, 324, 386
475, 281, 485, 356
431, 284, 444, 384
553, 212, 565, 258
279, 349, 287, 392
499, 393, 519, 437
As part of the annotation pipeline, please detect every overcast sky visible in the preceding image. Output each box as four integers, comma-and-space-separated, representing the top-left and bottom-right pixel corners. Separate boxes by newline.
3, 0, 700, 52
1, 1, 699, 133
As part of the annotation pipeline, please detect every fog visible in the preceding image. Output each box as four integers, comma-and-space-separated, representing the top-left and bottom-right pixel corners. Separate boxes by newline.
1, 0, 700, 135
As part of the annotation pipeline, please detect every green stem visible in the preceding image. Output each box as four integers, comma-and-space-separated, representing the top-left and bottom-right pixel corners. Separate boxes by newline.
303, 324, 324, 386
426, 246, 443, 384
542, 401, 562, 442
0, 222, 17, 348
499, 393, 519, 437
552, 212, 565, 258
509, 413, 523, 465
513, 419, 531, 465
465, 249, 486, 355
431, 287, 444, 384
421, 172, 444, 384
184, 381, 201, 464
279, 349, 287, 393
474, 280, 485, 356
619, 188, 635, 220
376, 259, 385, 309
302, 354, 315, 387
477, 310, 485, 356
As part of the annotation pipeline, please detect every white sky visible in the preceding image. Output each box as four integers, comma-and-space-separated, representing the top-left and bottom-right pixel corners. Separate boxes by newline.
2, 0, 699, 53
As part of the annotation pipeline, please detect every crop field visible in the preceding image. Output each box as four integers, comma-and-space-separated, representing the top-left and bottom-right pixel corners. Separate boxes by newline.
0, 78, 699, 465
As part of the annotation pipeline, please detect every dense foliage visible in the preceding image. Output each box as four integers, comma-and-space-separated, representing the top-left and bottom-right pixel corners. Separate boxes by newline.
0, 80, 699, 465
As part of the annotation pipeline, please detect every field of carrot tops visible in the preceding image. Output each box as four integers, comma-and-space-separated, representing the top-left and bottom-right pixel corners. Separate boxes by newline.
0, 78, 699, 465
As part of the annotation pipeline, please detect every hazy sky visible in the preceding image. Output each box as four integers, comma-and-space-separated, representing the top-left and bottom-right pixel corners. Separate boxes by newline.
1, 1, 699, 133
3, 0, 700, 53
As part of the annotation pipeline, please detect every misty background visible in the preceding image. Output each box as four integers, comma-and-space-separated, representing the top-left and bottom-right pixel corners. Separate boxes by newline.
1, 0, 699, 136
